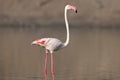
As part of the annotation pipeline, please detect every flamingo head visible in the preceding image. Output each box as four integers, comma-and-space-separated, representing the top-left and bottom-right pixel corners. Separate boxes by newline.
66, 5, 77, 13
31, 39, 46, 47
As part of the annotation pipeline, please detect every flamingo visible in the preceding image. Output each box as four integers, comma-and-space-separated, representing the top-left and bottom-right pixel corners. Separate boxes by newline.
31, 5, 77, 80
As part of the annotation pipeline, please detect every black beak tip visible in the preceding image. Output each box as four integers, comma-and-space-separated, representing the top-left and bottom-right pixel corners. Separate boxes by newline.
75, 10, 77, 13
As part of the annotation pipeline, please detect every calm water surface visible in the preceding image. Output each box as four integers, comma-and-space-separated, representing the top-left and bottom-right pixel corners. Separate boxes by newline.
0, 24, 120, 80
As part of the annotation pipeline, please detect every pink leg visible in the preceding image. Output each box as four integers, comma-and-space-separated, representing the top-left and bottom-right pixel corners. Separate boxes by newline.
44, 52, 48, 80
51, 53, 55, 80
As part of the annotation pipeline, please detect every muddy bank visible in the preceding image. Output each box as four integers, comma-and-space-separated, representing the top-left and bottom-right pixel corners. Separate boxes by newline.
0, 0, 120, 24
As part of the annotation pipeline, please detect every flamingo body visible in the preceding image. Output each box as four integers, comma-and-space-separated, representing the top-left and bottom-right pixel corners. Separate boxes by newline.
32, 38, 64, 52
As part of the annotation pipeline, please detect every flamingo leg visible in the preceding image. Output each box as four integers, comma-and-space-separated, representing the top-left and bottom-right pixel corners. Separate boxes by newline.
51, 53, 55, 80
44, 51, 48, 80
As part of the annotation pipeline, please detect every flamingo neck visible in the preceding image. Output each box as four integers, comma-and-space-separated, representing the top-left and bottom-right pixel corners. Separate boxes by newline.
63, 7, 69, 47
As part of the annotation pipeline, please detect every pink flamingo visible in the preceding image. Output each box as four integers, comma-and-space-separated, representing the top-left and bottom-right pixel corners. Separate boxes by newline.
31, 5, 77, 80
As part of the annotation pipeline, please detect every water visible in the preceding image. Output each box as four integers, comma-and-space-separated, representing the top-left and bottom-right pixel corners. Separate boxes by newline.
0, 24, 120, 80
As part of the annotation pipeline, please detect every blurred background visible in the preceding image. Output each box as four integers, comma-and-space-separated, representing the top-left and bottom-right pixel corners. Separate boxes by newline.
0, 0, 120, 80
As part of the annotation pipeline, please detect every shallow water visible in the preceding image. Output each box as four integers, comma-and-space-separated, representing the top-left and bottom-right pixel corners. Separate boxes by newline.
0, 24, 120, 80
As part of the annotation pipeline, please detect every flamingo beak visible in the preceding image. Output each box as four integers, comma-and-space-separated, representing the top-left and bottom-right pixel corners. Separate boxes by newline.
71, 6, 77, 13
75, 10, 77, 13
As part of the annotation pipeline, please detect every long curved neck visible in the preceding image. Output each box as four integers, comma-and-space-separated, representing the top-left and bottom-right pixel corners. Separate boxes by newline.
63, 8, 69, 47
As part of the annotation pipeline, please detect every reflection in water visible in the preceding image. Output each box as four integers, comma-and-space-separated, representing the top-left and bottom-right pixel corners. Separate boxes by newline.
0, 24, 120, 80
